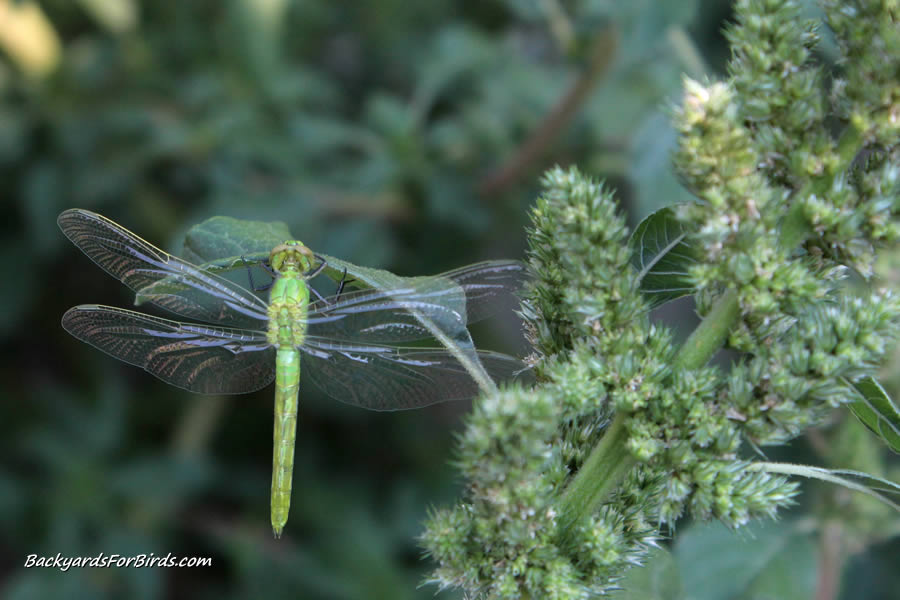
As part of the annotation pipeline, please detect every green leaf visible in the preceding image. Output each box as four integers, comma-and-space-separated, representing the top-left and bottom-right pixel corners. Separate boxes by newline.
181, 216, 291, 264
180, 216, 401, 293
674, 520, 816, 600
848, 376, 900, 454
752, 463, 900, 511
617, 546, 683, 600
629, 205, 697, 308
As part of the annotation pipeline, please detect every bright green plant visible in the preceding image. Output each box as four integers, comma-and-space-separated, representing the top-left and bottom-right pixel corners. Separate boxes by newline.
422, 1, 900, 597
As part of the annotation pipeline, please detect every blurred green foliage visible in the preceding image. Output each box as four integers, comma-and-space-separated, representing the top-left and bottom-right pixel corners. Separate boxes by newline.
16, 0, 894, 599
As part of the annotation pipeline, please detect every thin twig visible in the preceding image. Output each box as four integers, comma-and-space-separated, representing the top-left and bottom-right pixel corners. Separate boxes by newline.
477, 29, 618, 196
815, 520, 844, 600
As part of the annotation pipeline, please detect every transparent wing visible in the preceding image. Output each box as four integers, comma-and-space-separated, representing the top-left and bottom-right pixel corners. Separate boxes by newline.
432, 260, 526, 323
62, 305, 275, 394
299, 336, 528, 410
58, 209, 269, 328
306, 260, 525, 344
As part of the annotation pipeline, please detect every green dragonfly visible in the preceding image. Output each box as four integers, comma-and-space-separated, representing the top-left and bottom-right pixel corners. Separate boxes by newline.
58, 209, 528, 537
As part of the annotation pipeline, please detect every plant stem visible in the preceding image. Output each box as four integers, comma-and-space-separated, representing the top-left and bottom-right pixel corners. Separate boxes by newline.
834, 123, 865, 176
675, 288, 740, 370
815, 520, 844, 600
780, 200, 812, 251
558, 411, 630, 534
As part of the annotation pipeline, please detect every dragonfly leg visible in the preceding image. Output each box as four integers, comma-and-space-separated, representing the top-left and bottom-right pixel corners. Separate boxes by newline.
304, 254, 328, 280
308, 267, 355, 308
309, 285, 330, 306
335, 267, 356, 301
242, 255, 275, 292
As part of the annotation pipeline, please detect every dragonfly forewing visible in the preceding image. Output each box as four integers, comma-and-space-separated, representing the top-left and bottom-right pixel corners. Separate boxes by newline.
62, 304, 276, 394
58, 209, 269, 329
428, 260, 527, 324
305, 260, 526, 345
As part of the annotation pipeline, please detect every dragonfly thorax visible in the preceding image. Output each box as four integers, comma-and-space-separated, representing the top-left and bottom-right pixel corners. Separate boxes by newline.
266, 270, 310, 348
270, 241, 315, 275
267, 240, 314, 349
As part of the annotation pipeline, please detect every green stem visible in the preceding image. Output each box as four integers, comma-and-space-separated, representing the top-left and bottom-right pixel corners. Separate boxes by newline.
780, 200, 812, 251
558, 411, 630, 534
675, 288, 740, 370
558, 289, 742, 538
834, 123, 865, 176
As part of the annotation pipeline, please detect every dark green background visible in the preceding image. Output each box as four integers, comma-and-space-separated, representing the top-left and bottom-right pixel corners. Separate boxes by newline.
3, 1, 895, 599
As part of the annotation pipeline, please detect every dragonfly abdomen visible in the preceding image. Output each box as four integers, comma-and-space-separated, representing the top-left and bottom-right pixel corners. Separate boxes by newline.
271, 348, 300, 538
267, 268, 309, 537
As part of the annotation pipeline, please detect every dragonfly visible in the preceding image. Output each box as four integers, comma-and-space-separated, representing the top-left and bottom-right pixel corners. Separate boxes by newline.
58, 209, 528, 537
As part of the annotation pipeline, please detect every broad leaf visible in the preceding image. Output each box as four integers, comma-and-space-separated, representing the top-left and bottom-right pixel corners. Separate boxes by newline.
180, 216, 395, 291
674, 520, 816, 600
848, 376, 900, 454
618, 546, 683, 600
629, 206, 697, 309
181, 216, 291, 264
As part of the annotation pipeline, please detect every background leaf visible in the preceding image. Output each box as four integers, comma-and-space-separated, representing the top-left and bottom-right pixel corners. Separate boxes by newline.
617, 546, 684, 600
181, 216, 292, 263
674, 520, 817, 600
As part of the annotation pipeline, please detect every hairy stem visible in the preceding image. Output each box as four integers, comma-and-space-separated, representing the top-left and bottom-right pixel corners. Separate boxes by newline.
780, 200, 812, 251
675, 288, 740, 370
558, 411, 630, 535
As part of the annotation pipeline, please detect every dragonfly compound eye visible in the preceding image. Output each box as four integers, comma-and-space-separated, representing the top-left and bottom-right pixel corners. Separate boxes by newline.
270, 242, 315, 273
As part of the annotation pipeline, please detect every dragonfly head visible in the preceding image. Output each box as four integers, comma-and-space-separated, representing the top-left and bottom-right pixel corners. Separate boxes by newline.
270, 241, 316, 274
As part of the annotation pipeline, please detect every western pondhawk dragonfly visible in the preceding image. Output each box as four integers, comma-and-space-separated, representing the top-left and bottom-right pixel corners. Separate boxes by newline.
58, 209, 528, 537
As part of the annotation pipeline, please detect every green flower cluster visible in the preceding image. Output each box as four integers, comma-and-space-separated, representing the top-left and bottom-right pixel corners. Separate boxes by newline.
823, 0, 900, 149
727, 291, 900, 444
523, 168, 647, 359
425, 172, 663, 598
674, 0, 900, 447
424, 166, 799, 597
728, 0, 834, 183
423, 1, 899, 597
673, 77, 824, 317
